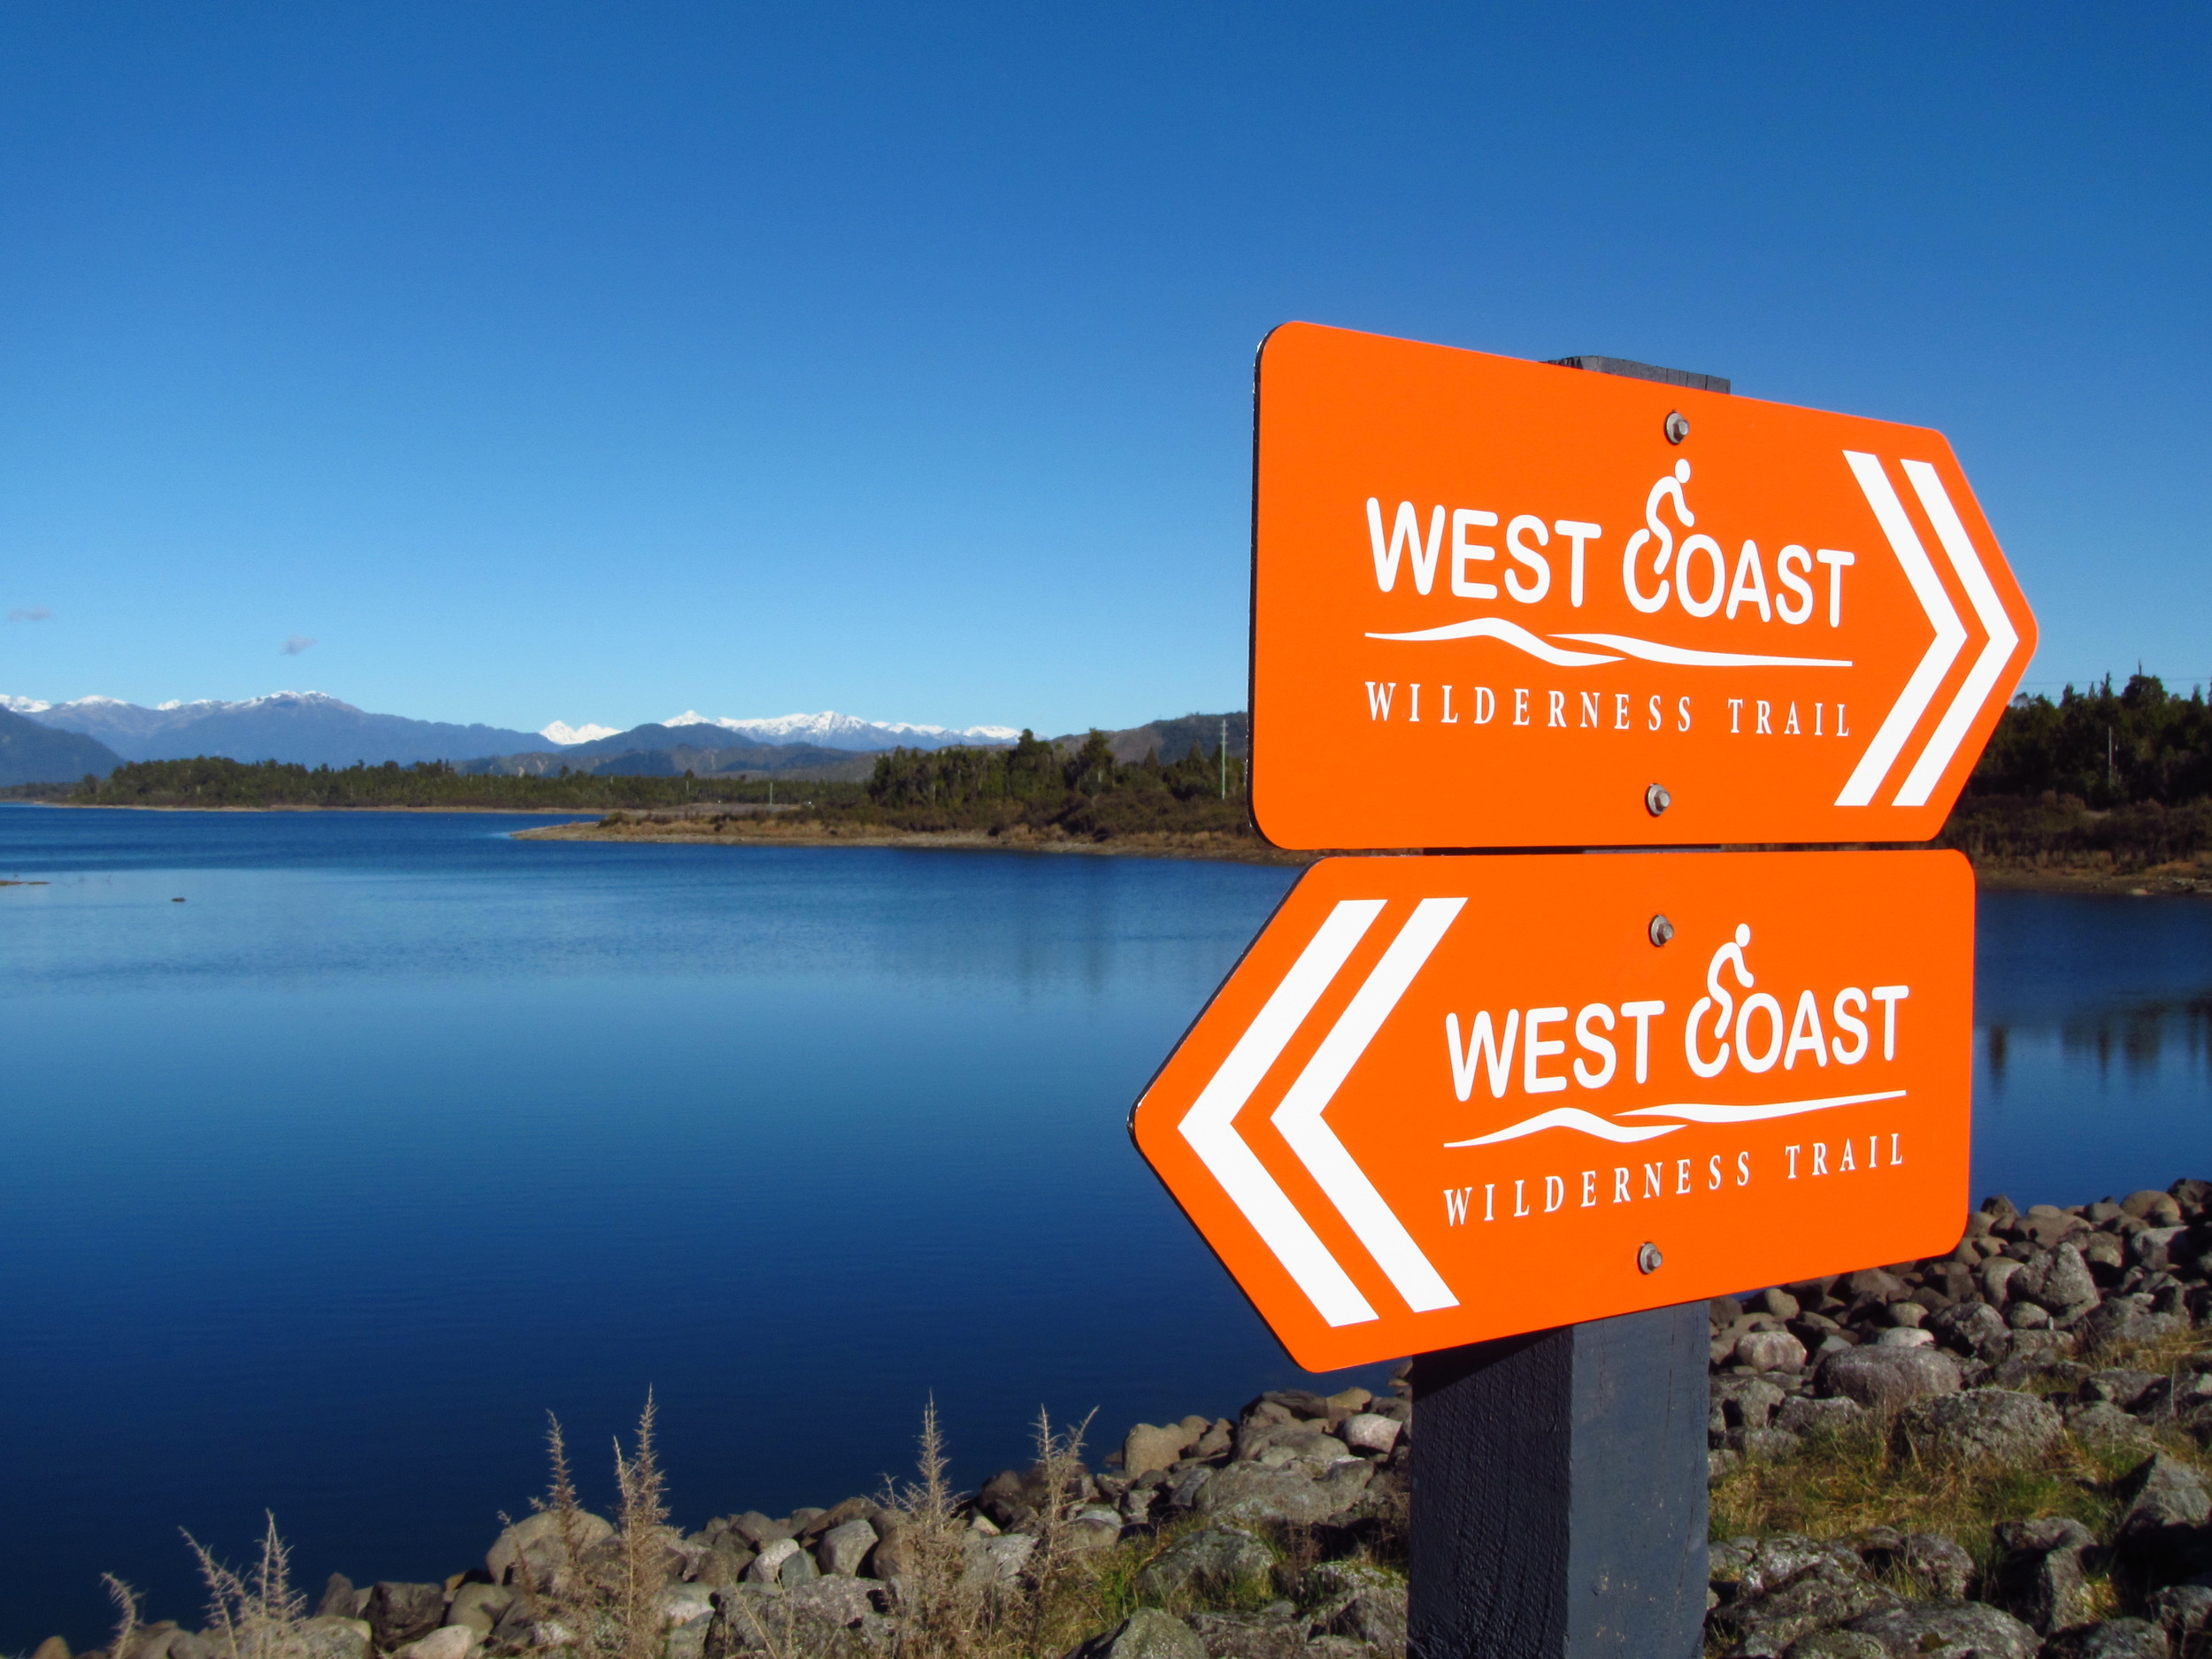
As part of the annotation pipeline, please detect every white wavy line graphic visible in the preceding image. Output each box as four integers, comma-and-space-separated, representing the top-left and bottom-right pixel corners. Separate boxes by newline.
1619, 1089, 1906, 1124
1551, 633, 1854, 669
1444, 1108, 1686, 1148
1363, 617, 1623, 667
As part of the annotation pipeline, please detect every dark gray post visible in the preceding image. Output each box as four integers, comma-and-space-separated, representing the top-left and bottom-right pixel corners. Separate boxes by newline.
1407, 1301, 1709, 1659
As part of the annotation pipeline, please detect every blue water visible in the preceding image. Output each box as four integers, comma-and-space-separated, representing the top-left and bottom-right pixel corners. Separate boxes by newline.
0, 809, 2205, 1646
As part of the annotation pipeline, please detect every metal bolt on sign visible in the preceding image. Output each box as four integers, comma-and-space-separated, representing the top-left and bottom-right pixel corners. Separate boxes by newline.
1134, 327, 2032, 1659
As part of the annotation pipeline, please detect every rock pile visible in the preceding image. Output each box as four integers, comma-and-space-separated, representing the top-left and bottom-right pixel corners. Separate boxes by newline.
38, 1179, 2212, 1659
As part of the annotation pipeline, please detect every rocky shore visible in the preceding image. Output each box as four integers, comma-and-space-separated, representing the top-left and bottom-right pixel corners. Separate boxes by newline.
47, 1179, 2212, 1659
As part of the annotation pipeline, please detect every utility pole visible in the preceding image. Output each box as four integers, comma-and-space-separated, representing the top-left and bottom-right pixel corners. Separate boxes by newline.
1219, 717, 1227, 799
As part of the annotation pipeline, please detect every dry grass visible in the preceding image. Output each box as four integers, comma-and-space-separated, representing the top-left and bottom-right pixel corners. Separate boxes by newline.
1712, 1329, 2212, 1577
182, 1516, 309, 1659
508, 1398, 677, 1659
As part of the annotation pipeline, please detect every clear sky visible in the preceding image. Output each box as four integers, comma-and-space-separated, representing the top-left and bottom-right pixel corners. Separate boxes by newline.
0, 4, 2204, 736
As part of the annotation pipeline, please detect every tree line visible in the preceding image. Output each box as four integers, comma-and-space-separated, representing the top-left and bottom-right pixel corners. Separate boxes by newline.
18, 757, 866, 812
1966, 674, 2210, 808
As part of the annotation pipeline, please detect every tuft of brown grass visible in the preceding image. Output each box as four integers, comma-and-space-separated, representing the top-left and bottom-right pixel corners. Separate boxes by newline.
509, 1397, 677, 1659
184, 1515, 308, 1659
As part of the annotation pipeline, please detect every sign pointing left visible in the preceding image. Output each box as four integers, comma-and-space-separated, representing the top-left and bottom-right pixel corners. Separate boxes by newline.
1133, 849, 1974, 1371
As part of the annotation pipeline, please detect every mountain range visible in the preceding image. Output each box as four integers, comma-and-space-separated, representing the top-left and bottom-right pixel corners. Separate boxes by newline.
0, 692, 1023, 769
0, 690, 1244, 787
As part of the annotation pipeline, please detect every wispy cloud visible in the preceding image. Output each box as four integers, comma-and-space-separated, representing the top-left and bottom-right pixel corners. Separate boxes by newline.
280, 634, 317, 656
6, 606, 52, 623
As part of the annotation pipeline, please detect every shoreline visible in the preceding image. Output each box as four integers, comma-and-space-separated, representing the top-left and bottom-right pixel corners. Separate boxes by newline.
42, 1178, 2212, 1659
518, 818, 2212, 894
10, 799, 2212, 893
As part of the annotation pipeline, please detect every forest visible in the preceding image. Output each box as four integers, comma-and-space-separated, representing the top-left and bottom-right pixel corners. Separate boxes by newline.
12, 757, 867, 812
1939, 675, 2212, 867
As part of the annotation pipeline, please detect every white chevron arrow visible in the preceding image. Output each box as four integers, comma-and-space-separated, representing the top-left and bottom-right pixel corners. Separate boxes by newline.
1271, 897, 1463, 1315
1891, 459, 2022, 807
1835, 451, 1969, 807
1173, 897, 1462, 1327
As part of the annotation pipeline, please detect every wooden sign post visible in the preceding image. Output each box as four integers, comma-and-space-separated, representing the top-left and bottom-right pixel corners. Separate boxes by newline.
1133, 328, 2037, 1659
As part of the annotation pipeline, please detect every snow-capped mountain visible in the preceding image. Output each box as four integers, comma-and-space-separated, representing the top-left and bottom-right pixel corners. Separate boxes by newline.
662, 710, 1022, 751
539, 721, 623, 746
2, 693, 1025, 765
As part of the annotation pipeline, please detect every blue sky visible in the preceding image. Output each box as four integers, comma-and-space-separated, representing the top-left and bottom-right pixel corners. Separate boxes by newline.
0, 4, 2204, 736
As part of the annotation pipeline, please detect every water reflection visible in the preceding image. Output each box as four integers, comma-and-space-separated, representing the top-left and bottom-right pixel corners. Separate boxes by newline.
1972, 890, 2212, 1204
1985, 994, 2212, 1085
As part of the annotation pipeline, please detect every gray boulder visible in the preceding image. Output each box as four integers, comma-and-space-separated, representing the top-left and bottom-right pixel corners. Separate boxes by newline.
2083, 1369, 2167, 1410
295, 1621, 373, 1659
964, 1532, 1037, 1588
1987, 1517, 2094, 1632
1066, 1609, 1206, 1659
1709, 1535, 1869, 1602
747, 1537, 804, 1584
1124, 1422, 1201, 1477
2038, 1619, 2173, 1659
1817, 1346, 1962, 1411
1737, 1329, 1809, 1371
1706, 1561, 1893, 1656
443, 1583, 514, 1638
1194, 1461, 1371, 1527
361, 1585, 445, 1652
1841, 1598, 2039, 1658
2015, 1244, 2101, 1317
1134, 1527, 1273, 1603
1714, 1376, 1787, 1431
1774, 1397, 1867, 1439
1855, 1530, 1974, 1601
2113, 1453, 2212, 1582
1182, 1609, 1306, 1659
2147, 1583, 2212, 1640
1340, 1412, 1401, 1455
2078, 1296, 2181, 1352
1929, 1301, 2011, 1361
487, 1509, 616, 1587
1894, 1388, 2062, 1465
1785, 1634, 1887, 1659
816, 1518, 878, 1577
2069, 1402, 2155, 1449
1301, 1563, 1406, 1657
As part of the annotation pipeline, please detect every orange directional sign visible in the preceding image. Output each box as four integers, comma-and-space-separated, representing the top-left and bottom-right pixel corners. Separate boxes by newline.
1249, 323, 2038, 849
1132, 850, 1972, 1371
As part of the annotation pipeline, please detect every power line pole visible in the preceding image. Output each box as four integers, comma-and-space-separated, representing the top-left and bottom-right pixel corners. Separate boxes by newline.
1219, 717, 1227, 799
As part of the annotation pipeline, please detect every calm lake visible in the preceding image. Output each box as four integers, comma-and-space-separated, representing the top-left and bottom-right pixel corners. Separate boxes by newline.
1, 806, 2207, 1644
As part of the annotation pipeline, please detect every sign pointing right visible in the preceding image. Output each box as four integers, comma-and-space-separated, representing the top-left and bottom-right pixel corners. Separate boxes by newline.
1249, 324, 2039, 849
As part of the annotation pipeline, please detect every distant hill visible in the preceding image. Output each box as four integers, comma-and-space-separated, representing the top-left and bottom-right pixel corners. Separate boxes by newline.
8, 692, 549, 767
0, 707, 122, 785
1054, 711, 1248, 765
464, 725, 876, 782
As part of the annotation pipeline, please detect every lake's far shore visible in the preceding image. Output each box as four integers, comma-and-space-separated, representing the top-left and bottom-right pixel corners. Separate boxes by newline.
12, 799, 602, 816
511, 816, 1321, 864
11, 795, 2212, 893
517, 815, 2212, 893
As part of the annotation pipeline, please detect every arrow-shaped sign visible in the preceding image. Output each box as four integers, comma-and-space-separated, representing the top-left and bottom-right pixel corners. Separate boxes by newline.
1249, 324, 2039, 850
1134, 851, 1974, 1371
